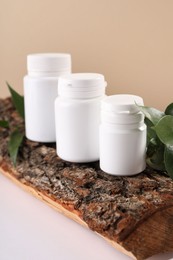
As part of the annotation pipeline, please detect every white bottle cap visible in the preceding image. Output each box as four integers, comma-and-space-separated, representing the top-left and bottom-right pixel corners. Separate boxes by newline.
58, 73, 107, 98
102, 94, 144, 114
27, 53, 71, 76
101, 95, 144, 124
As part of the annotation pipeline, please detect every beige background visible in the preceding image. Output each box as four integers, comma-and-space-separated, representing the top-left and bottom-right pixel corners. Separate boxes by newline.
0, 0, 173, 110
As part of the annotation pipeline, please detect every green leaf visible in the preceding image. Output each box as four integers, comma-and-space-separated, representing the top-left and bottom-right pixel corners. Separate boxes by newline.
145, 118, 156, 145
164, 146, 173, 179
155, 115, 173, 146
0, 120, 9, 128
7, 82, 25, 119
138, 105, 165, 125
165, 103, 173, 115
147, 158, 165, 171
146, 142, 165, 171
147, 138, 157, 157
8, 129, 24, 166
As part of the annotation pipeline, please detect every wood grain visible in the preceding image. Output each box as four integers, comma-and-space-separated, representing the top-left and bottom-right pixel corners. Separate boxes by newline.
0, 98, 173, 260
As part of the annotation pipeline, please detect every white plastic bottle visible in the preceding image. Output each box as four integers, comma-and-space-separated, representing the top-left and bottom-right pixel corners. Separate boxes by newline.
55, 73, 107, 163
24, 53, 71, 142
99, 94, 146, 176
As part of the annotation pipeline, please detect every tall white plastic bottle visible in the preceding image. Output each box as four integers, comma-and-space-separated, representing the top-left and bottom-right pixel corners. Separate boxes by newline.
55, 73, 107, 163
24, 53, 71, 142
99, 94, 146, 176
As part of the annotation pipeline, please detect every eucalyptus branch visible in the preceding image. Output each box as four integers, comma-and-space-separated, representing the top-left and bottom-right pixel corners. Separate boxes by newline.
7, 82, 25, 119
0, 83, 25, 166
138, 103, 173, 179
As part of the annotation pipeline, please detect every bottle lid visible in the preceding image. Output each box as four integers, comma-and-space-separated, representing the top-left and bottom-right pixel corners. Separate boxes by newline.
101, 94, 144, 114
27, 53, 71, 75
101, 95, 144, 124
58, 73, 107, 98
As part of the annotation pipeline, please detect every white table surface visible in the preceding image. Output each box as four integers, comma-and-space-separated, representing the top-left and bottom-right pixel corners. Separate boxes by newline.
0, 173, 173, 260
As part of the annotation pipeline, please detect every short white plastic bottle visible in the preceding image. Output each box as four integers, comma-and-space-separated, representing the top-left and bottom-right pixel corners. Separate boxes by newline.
24, 53, 71, 142
55, 73, 107, 163
99, 94, 146, 176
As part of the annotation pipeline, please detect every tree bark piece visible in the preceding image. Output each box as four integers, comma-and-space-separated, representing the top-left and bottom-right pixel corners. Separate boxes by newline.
0, 98, 173, 260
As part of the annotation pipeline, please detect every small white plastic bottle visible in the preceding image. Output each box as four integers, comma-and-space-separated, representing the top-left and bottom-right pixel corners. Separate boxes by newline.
55, 73, 107, 163
24, 53, 71, 142
99, 94, 146, 176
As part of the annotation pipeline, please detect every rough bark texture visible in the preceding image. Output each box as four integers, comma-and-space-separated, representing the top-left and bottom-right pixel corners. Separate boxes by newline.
0, 98, 173, 260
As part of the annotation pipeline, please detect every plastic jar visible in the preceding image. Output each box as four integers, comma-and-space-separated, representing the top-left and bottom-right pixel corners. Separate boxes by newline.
99, 94, 146, 176
55, 73, 107, 163
24, 53, 71, 142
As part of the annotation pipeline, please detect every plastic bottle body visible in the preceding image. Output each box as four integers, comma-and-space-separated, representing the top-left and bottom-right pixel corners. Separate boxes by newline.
24, 53, 71, 142
100, 122, 146, 175
55, 73, 107, 163
24, 76, 58, 142
99, 95, 146, 176
55, 96, 104, 162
